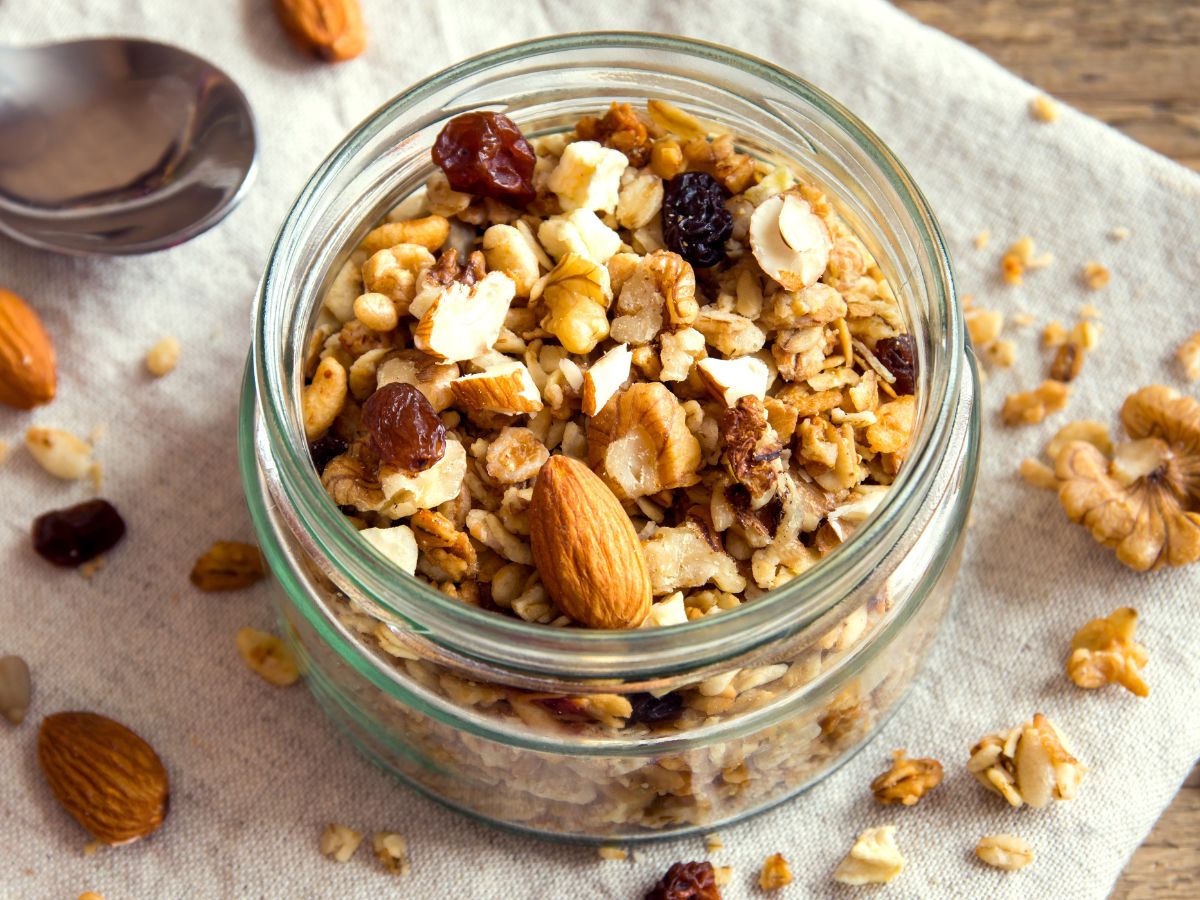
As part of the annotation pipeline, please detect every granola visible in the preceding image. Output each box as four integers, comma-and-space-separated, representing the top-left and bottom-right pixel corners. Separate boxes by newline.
976, 834, 1035, 871
870, 748, 943, 805
967, 712, 1084, 808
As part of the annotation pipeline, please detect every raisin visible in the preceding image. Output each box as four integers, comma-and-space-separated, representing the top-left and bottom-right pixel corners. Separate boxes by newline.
627, 691, 684, 726
362, 382, 446, 474
308, 433, 348, 474
874, 334, 916, 395
661, 172, 733, 268
432, 111, 536, 206
32, 499, 126, 567
645, 861, 721, 900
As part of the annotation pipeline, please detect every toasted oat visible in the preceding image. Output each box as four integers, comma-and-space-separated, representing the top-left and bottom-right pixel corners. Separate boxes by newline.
1029, 94, 1059, 122
870, 749, 944, 805
319, 823, 363, 862
372, 832, 410, 874
973, 229, 991, 250
759, 853, 793, 890
976, 834, 1035, 871
1177, 330, 1200, 381
703, 832, 724, 853
1081, 262, 1110, 291
235, 627, 300, 686
598, 846, 628, 861
1067, 607, 1149, 696
1001, 380, 1070, 426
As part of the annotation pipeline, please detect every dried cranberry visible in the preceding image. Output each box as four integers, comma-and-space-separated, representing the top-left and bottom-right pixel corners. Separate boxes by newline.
875, 334, 916, 395
432, 111, 536, 206
627, 691, 684, 726
645, 861, 721, 900
308, 433, 348, 474
661, 172, 733, 268
362, 382, 446, 474
32, 499, 126, 567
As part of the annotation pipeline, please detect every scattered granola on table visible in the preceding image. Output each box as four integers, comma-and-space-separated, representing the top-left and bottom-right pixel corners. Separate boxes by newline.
372, 831, 410, 874
1028, 95, 1059, 123
190, 541, 267, 591
598, 846, 627, 861
832, 825, 905, 885
235, 627, 300, 686
1055, 385, 1200, 570
1001, 380, 1070, 426
870, 748, 943, 805
1068, 607, 1149, 696
144, 336, 181, 377
24, 426, 94, 480
758, 853, 793, 890
0, 655, 32, 725
1177, 330, 1200, 381
319, 823, 363, 862
1000, 236, 1053, 285
975, 834, 1035, 871
968, 712, 1084, 808
1080, 262, 1110, 291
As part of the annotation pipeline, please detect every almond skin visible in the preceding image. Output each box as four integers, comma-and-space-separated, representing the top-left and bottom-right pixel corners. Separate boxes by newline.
0, 288, 56, 410
273, 0, 366, 62
529, 455, 652, 629
38, 712, 169, 845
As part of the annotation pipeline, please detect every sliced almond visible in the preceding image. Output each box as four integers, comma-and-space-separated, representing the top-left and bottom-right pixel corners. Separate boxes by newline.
696, 356, 770, 407
413, 272, 515, 362
451, 362, 543, 414
750, 193, 831, 290
529, 455, 652, 628
581, 343, 632, 416
359, 525, 418, 574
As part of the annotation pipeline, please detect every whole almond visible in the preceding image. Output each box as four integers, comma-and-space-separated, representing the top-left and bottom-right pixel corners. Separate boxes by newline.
38, 712, 169, 845
529, 455, 652, 629
273, 0, 366, 62
0, 288, 56, 410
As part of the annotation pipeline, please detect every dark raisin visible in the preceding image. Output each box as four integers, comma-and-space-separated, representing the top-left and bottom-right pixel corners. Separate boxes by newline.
32, 499, 126, 567
362, 382, 446, 474
661, 172, 733, 268
627, 691, 684, 726
645, 861, 720, 900
875, 334, 916, 395
308, 433, 348, 474
432, 111, 536, 206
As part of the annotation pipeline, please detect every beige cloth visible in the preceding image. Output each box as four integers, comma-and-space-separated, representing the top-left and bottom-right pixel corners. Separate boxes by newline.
2, 1, 1198, 897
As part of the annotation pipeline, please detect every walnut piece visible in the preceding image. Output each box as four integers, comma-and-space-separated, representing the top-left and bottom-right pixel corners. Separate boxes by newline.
372, 831, 410, 875
410, 509, 477, 581
587, 382, 702, 499
967, 712, 1084, 808
870, 749, 943, 806
721, 396, 783, 505
537, 252, 612, 354
1001, 380, 1070, 426
758, 853, 793, 891
976, 834, 1035, 871
1056, 385, 1200, 570
642, 522, 747, 596
1067, 607, 1148, 696
832, 826, 905, 886
484, 426, 549, 484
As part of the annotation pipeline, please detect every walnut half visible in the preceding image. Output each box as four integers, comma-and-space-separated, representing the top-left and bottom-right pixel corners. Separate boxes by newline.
870, 749, 943, 806
1055, 385, 1200, 571
1067, 607, 1149, 696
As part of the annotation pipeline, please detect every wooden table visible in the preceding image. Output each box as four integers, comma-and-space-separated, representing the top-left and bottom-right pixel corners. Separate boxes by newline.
890, 2, 1200, 896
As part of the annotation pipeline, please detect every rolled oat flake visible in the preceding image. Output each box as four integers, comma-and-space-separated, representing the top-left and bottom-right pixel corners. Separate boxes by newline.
0, 655, 32, 725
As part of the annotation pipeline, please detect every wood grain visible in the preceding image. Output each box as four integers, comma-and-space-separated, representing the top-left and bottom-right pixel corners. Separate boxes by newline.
889, 2, 1200, 896
892, 0, 1200, 170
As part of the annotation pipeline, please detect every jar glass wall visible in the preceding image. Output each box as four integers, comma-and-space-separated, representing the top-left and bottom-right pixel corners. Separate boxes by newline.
242, 33, 979, 841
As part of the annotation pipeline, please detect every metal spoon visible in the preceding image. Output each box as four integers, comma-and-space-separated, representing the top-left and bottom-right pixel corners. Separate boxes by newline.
0, 38, 256, 256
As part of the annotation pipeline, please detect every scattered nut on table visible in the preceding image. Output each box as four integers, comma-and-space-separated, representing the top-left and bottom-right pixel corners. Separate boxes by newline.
968, 712, 1084, 808
976, 833, 1035, 871
758, 852, 793, 890
319, 823, 362, 862
832, 825, 905, 885
25, 426, 93, 480
1068, 607, 1149, 696
372, 832, 410, 875
190, 541, 267, 591
144, 336, 181, 376
870, 748, 944, 805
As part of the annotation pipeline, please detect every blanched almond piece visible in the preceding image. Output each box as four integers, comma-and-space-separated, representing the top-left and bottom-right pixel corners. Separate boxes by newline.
750, 193, 831, 290
413, 272, 515, 362
696, 356, 770, 407
359, 525, 418, 574
529, 455, 652, 628
581, 343, 632, 417
451, 362, 543, 414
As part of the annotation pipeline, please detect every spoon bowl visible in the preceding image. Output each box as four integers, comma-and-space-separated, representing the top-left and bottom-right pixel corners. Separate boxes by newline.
0, 38, 256, 255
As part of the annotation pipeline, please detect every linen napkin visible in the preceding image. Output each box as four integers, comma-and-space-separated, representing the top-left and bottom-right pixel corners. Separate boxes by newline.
1, 1, 1197, 897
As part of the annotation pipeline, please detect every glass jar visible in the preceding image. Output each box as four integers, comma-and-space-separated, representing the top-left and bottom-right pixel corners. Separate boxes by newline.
241, 33, 979, 842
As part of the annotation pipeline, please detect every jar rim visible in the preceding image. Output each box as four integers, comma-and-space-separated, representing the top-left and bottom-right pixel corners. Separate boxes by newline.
250, 31, 963, 679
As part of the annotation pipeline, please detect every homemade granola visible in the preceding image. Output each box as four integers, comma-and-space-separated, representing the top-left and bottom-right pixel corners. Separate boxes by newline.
967, 712, 1084, 808
274, 98, 971, 840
